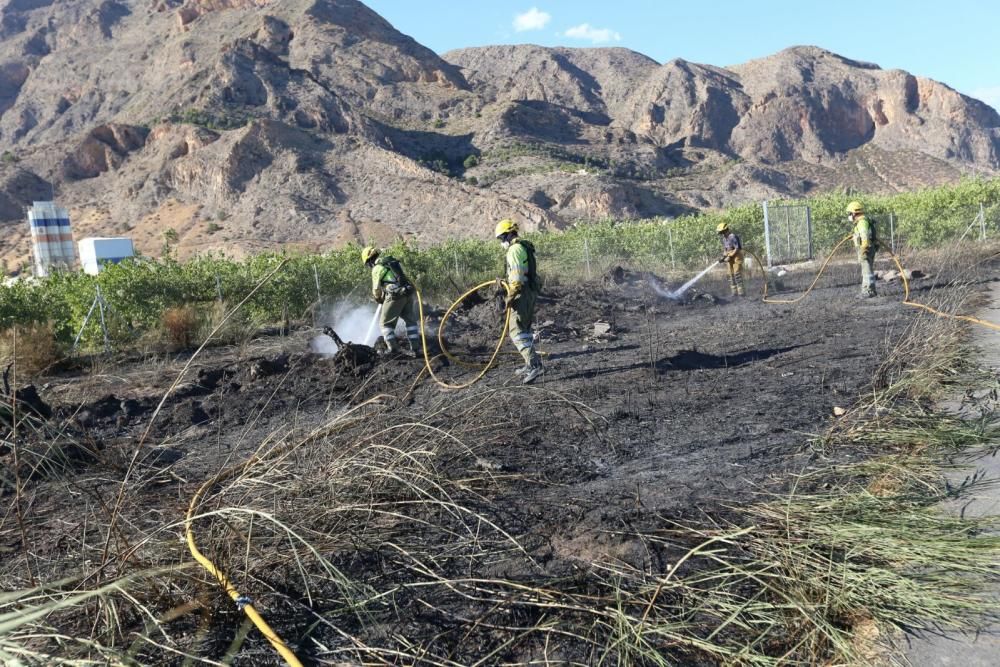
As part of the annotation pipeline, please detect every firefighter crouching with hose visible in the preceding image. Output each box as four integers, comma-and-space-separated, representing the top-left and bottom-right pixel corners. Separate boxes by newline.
362, 246, 422, 358
495, 219, 545, 384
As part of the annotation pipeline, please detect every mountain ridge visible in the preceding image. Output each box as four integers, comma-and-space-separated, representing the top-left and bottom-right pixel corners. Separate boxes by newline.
0, 0, 996, 267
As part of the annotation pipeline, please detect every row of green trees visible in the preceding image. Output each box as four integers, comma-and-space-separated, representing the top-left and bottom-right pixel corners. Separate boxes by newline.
1, 179, 997, 348
537, 178, 999, 274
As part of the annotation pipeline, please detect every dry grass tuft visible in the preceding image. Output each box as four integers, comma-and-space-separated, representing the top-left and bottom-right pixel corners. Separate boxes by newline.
160, 306, 199, 350
0, 322, 62, 376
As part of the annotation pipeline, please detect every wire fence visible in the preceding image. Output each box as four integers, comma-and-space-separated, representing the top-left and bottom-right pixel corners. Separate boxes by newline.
1, 200, 998, 350
530, 201, 999, 280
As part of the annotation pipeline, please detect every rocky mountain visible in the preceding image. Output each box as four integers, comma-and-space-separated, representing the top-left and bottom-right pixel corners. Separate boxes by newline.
0, 0, 997, 266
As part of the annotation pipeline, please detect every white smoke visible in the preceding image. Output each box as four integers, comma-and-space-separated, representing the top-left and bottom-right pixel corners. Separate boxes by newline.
647, 277, 677, 300
310, 299, 408, 356
310, 335, 338, 356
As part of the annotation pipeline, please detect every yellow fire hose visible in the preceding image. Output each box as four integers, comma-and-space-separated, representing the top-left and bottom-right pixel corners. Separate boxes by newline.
889, 249, 1000, 332
747, 235, 854, 304
187, 244, 1000, 666
185, 484, 303, 667
185, 285, 516, 666
744, 235, 1000, 331
184, 396, 388, 667
415, 281, 514, 389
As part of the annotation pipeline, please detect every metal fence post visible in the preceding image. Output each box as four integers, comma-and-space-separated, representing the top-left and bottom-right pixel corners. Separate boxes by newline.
762, 200, 772, 268
668, 226, 676, 270
72, 292, 101, 351
805, 206, 813, 259
980, 202, 987, 240
96, 284, 110, 353
313, 264, 321, 302
584, 238, 592, 279
889, 213, 895, 254
784, 206, 792, 259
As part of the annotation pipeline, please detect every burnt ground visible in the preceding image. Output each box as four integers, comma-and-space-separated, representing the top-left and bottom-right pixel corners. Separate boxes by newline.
0, 257, 991, 664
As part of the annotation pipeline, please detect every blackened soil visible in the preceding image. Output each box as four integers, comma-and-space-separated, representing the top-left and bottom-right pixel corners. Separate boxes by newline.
0, 265, 961, 663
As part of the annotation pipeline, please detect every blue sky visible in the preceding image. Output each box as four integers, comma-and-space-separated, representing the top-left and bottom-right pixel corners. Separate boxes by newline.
365, 1, 1000, 112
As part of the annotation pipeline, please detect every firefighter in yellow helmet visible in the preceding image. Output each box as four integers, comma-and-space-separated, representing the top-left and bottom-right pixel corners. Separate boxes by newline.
361, 246, 422, 357
495, 219, 544, 384
716, 222, 745, 296
846, 202, 878, 298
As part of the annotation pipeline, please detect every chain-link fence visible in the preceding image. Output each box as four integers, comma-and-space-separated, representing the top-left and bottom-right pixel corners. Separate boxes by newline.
4, 198, 1000, 350
513, 200, 1000, 297
763, 203, 812, 266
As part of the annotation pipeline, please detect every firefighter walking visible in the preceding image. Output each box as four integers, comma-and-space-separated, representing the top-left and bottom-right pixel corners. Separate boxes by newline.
362, 246, 422, 357
716, 223, 745, 296
846, 201, 878, 298
495, 219, 544, 384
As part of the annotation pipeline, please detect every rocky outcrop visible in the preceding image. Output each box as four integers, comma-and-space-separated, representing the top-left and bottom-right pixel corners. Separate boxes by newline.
447, 45, 658, 122
728, 46, 1000, 165
614, 59, 749, 151
176, 0, 272, 28
147, 123, 219, 159
450, 43, 1000, 169
63, 124, 149, 179
0, 62, 31, 117
0, 165, 51, 221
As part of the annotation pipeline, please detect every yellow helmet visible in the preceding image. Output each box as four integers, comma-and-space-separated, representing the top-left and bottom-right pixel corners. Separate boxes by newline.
494, 219, 518, 238
716, 222, 730, 234
846, 201, 864, 215
360, 246, 379, 265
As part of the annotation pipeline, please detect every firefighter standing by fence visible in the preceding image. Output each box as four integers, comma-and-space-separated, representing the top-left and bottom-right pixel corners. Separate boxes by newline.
846, 201, 878, 298
495, 219, 544, 384
716, 223, 745, 296
362, 246, 422, 357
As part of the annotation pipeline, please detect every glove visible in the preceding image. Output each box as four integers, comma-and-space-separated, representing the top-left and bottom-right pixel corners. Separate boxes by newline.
504, 283, 521, 309
373, 293, 385, 305
718, 256, 727, 264
859, 241, 870, 255
493, 278, 507, 299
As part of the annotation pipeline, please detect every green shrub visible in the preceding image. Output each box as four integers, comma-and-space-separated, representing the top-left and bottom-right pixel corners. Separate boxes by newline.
0, 178, 997, 350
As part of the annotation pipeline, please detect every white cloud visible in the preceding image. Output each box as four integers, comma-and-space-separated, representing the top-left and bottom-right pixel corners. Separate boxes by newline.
513, 8, 551, 32
971, 86, 1000, 113
563, 23, 622, 44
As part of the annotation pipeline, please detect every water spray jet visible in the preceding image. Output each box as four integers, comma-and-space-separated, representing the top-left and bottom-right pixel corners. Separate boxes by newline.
649, 262, 720, 301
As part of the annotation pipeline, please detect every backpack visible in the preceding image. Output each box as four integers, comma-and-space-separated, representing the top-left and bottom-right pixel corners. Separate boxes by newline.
516, 240, 540, 291
857, 216, 879, 251
381, 256, 413, 295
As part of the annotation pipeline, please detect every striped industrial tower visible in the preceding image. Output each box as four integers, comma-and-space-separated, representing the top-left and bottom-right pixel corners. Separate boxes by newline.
27, 201, 76, 276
